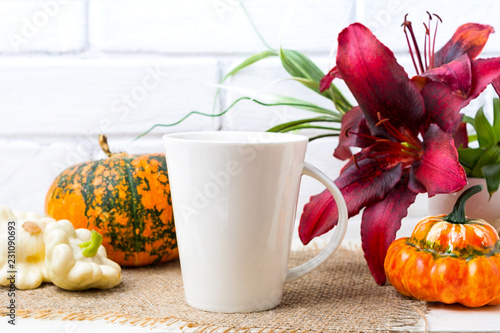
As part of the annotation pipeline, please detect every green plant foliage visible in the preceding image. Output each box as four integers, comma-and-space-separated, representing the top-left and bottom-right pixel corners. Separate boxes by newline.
458, 98, 500, 197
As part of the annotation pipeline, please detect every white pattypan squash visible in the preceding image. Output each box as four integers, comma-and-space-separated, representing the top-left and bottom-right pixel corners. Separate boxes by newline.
0, 205, 55, 289
44, 219, 121, 291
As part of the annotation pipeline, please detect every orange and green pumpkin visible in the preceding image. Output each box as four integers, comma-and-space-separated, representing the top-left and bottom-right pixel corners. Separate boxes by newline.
45, 135, 178, 266
384, 185, 500, 307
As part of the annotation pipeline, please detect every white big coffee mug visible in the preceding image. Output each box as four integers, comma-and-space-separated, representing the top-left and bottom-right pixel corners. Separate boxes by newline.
163, 131, 348, 313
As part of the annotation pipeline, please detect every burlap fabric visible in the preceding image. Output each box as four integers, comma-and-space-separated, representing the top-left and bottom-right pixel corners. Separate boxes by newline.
1, 246, 427, 332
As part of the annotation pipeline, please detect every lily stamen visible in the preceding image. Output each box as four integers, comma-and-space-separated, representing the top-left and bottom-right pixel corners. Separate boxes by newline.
353, 154, 360, 169
403, 13, 443, 72
375, 112, 421, 149
423, 23, 429, 70
345, 128, 422, 161
401, 149, 420, 157
425, 12, 432, 70
431, 14, 442, 68
401, 141, 420, 151
403, 14, 421, 75
375, 118, 390, 127
375, 113, 408, 143
402, 14, 425, 74
345, 127, 379, 143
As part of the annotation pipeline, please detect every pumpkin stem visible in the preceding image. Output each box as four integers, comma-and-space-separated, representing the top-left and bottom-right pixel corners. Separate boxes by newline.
99, 134, 113, 157
444, 185, 483, 224
79, 230, 104, 257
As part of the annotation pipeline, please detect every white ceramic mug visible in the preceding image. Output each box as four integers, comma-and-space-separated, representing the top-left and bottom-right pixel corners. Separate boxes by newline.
163, 131, 348, 313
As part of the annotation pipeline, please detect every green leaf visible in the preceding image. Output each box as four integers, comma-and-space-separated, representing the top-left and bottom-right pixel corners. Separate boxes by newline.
309, 133, 340, 141
462, 115, 476, 127
279, 49, 333, 98
291, 77, 352, 114
328, 85, 353, 114
254, 99, 339, 117
275, 124, 341, 133
249, 93, 337, 115
462, 115, 477, 144
467, 134, 478, 144
460, 164, 473, 175
279, 48, 325, 82
291, 77, 323, 92
481, 163, 500, 197
458, 147, 485, 174
471, 145, 500, 178
475, 107, 495, 147
493, 98, 500, 138
223, 51, 278, 81
267, 116, 339, 133
279, 48, 352, 112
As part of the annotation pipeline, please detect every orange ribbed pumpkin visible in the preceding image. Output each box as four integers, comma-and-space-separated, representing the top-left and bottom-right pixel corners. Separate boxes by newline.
45, 135, 178, 266
384, 185, 500, 307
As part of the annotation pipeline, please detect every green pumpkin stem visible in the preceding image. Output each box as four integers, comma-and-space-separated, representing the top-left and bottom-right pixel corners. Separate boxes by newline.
80, 230, 104, 257
444, 185, 483, 224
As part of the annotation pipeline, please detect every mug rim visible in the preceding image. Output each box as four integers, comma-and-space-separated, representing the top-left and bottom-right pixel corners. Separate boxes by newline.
163, 131, 308, 145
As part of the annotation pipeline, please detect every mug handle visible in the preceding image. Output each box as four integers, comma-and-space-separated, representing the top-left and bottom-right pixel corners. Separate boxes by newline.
285, 162, 348, 283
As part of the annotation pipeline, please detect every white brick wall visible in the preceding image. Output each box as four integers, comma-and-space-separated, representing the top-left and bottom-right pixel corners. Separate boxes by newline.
0, 58, 220, 136
0, 0, 87, 53
89, 0, 355, 54
1, 0, 499, 240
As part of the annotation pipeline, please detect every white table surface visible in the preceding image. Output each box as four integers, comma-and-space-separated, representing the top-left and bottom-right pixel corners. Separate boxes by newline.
2, 217, 500, 332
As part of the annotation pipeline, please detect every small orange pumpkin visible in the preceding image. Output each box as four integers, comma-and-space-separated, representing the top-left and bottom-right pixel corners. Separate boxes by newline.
384, 185, 500, 307
45, 135, 178, 266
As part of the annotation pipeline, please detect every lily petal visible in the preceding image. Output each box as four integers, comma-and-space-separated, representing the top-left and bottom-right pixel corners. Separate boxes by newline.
409, 124, 467, 196
299, 158, 402, 244
334, 106, 373, 160
493, 76, 500, 97
434, 23, 494, 67
319, 66, 340, 92
453, 120, 468, 149
415, 54, 472, 98
361, 179, 417, 285
423, 57, 500, 133
336, 23, 425, 137
421, 81, 464, 133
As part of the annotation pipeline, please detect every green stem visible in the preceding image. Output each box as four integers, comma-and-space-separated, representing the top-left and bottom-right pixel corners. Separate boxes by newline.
136, 97, 248, 140
79, 230, 103, 257
135, 97, 340, 140
444, 185, 483, 224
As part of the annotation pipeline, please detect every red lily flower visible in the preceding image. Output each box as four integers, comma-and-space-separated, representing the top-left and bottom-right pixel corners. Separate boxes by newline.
403, 14, 499, 133
408, 15, 493, 94
321, 16, 500, 134
301, 22, 491, 285
321, 15, 495, 94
